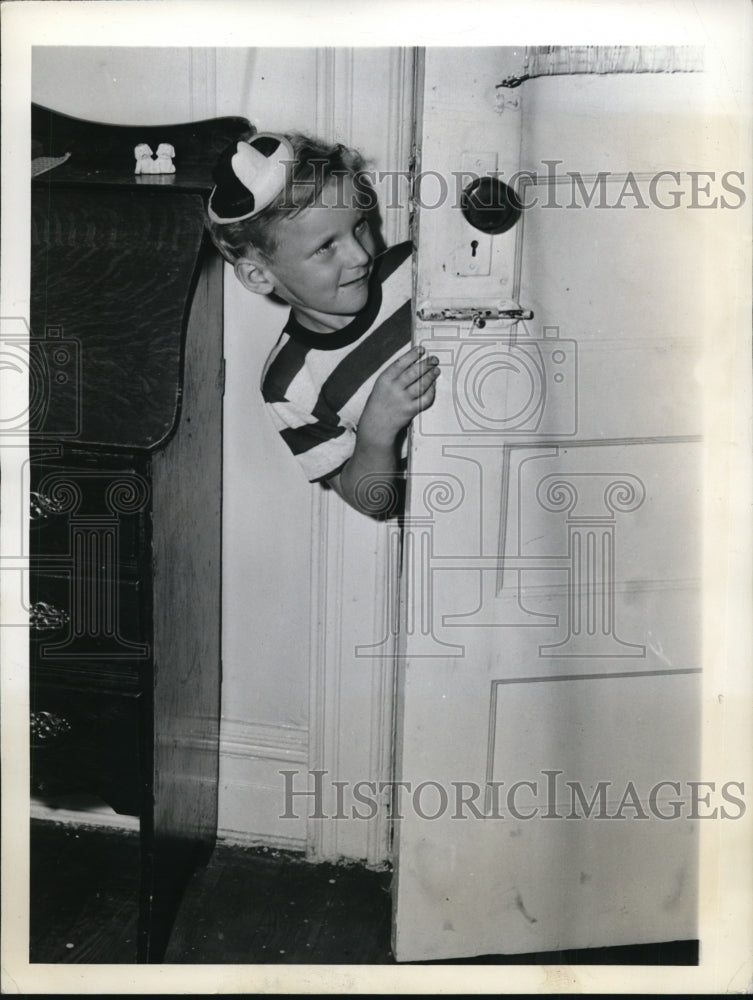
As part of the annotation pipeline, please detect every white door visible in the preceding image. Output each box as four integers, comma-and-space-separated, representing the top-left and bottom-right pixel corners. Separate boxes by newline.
392, 48, 709, 962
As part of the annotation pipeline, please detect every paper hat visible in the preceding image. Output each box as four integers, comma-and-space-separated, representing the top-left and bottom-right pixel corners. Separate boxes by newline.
208, 133, 294, 224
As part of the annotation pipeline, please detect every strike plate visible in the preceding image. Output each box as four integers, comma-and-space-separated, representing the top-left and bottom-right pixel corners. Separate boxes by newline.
416, 305, 533, 325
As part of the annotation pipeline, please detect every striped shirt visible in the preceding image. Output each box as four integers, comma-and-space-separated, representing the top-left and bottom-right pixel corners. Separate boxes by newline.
261, 241, 412, 482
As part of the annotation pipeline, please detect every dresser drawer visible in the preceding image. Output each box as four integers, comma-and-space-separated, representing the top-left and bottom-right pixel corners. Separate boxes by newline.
30, 683, 143, 816
30, 571, 147, 668
30, 463, 148, 572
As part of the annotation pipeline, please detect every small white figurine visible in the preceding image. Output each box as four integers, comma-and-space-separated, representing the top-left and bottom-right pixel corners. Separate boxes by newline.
134, 142, 176, 175
154, 143, 176, 174
134, 143, 154, 174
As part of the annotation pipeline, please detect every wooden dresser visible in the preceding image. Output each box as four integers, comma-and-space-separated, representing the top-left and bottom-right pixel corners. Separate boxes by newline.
29, 104, 250, 962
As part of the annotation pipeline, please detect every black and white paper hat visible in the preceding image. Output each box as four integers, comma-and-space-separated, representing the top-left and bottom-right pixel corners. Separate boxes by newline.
208, 133, 294, 224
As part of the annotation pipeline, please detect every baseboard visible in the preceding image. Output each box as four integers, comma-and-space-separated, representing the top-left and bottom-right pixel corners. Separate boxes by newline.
220, 718, 309, 761
30, 720, 312, 849
218, 718, 309, 850
28, 799, 305, 854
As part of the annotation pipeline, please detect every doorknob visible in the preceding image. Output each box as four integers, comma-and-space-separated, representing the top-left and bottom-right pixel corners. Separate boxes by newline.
460, 177, 522, 235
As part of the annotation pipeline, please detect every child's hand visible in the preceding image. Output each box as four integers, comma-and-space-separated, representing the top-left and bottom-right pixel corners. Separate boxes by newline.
358, 345, 440, 446
332, 346, 439, 516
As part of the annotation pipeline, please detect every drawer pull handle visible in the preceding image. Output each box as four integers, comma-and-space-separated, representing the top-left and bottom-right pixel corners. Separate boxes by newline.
31, 710, 72, 745
30, 601, 70, 632
30, 490, 68, 522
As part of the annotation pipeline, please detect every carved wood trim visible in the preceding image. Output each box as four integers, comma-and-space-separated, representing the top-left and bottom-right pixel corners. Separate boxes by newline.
383, 47, 416, 247
305, 48, 415, 865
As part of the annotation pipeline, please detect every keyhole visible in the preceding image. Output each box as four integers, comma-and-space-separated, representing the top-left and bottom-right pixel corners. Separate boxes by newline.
470, 240, 479, 258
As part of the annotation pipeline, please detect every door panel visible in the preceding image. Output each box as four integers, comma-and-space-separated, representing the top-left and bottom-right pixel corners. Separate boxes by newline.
392, 49, 703, 961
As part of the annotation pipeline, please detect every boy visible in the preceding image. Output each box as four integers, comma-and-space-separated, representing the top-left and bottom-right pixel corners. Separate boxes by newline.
206, 131, 439, 517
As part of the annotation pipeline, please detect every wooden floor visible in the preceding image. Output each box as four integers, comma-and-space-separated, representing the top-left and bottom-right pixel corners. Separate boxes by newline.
30, 819, 699, 966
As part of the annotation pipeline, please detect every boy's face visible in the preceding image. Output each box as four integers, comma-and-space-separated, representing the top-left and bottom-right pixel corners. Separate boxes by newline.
261, 175, 377, 332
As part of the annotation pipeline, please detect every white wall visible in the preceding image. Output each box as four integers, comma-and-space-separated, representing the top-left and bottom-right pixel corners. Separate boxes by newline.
214, 50, 322, 847
33, 47, 197, 123
216, 49, 414, 855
